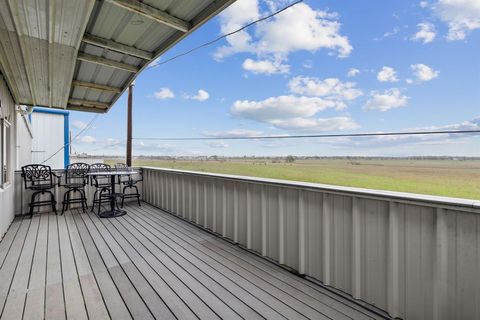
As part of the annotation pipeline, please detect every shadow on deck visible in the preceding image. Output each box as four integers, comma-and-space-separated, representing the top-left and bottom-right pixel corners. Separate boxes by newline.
0, 202, 387, 319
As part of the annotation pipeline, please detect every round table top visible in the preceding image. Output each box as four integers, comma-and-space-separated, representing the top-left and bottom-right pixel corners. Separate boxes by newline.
86, 171, 138, 176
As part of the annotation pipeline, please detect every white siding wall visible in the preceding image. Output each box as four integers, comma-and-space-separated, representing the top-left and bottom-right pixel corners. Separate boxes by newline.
0, 75, 17, 240
31, 111, 64, 169
16, 113, 33, 169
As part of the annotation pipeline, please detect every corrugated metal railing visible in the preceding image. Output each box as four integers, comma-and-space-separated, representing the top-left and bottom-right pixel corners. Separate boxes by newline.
141, 167, 480, 320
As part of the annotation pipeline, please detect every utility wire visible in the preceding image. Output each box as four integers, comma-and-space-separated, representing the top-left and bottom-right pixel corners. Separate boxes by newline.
146, 0, 303, 69
41, 114, 98, 164
133, 129, 480, 141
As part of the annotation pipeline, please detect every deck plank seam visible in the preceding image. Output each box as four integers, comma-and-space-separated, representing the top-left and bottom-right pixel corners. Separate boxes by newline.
114, 214, 243, 320
21, 215, 42, 319
71, 209, 133, 319
106, 213, 262, 320
78, 207, 156, 319
138, 202, 383, 319
0, 217, 32, 318
84, 207, 174, 319
122, 206, 295, 319
63, 211, 93, 319
126, 205, 321, 320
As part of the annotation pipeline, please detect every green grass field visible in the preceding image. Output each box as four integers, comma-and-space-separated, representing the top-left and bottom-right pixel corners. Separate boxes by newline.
107, 159, 480, 200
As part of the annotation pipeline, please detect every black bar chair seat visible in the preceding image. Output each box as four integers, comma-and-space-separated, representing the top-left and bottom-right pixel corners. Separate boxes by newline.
60, 163, 90, 214
21, 164, 58, 217
115, 163, 142, 207
90, 163, 113, 215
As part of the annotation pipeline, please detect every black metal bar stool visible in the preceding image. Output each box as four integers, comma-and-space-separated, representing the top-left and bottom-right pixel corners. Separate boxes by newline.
21, 164, 58, 217
115, 163, 142, 207
90, 163, 113, 215
60, 163, 90, 214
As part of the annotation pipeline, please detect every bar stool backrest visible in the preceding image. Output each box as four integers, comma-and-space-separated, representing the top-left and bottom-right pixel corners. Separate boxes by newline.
90, 163, 111, 187
64, 163, 90, 186
115, 163, 130, 183
21, 164, 55, 189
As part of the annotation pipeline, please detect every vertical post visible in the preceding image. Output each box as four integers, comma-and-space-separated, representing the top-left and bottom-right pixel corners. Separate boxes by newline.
126, 82, 134, 166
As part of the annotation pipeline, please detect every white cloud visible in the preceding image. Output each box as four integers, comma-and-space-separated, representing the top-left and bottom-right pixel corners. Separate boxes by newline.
77, 135, 96, 144
377, 66, 399, 82
153, 87, 175, 100
333, 117, 480, 148
288, 76, 363, 102
303, 59, 313, 69
412, 22, 436, 43
269, 117, 359, 132
207, 141, 229, 148
347, 68, 360, 77
411, 63, 439, 81
215, 2, 352, 67
434, 0, 480, 40
242, 58, 290, 74
106, 138, 121, 146
202, 129, 263, 138
72, 120, 87, 130
190, 89, 210, 101
232, 95, 345, 122
420, 1, 429, 8
363, 88, 409, 111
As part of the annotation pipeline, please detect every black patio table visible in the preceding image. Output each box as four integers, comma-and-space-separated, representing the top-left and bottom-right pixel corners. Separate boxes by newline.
87, 170, 138, 218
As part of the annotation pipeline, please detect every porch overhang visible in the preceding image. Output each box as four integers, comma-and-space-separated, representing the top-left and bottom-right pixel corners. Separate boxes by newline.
0, 0, 235, 113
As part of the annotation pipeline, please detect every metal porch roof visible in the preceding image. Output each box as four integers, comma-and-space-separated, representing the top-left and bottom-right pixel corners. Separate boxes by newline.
0, 0, 235, 113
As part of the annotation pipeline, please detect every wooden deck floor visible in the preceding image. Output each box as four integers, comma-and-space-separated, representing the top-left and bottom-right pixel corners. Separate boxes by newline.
0, 202, 386, 320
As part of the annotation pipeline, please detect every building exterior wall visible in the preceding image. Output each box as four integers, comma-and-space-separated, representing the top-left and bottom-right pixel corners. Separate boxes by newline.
30, 108, 69, 169
0, 74, 17, 240
16, 113, 33, 169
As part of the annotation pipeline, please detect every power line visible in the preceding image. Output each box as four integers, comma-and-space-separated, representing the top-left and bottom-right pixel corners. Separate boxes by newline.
133, 129, 480, 141
145, 0, 303, 69
41, 114, 98, 164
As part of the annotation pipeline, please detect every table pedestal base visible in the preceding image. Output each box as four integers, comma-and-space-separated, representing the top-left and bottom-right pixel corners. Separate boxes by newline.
98, 209, 126, 218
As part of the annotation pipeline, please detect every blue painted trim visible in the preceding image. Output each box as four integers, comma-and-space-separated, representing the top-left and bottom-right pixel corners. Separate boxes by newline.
64, 113, 70, 168
32, 107, 69, 116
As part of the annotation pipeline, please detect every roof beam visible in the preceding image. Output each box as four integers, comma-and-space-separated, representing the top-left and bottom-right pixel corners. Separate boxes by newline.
82, 33, 153, 60
68, 98, 109, 109
66, 105, 108, 113
105, 0, 190, 32
77, 53, 139, 73
72, 80, 122, 93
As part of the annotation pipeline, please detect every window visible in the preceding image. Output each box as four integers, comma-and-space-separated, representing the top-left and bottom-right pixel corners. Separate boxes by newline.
1, 116, 11, 187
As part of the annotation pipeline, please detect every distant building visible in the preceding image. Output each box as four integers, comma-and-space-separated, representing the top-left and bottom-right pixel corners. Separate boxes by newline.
16, 107, 70, 169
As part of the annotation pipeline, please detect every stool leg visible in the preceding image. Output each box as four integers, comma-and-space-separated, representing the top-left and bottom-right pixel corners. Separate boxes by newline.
29, 191, 38, 218
80, 189, 88, 212
133, 185, 141, 206
91, 190, 98, 212
62, 189, 69, 215
48, 190, 57, 215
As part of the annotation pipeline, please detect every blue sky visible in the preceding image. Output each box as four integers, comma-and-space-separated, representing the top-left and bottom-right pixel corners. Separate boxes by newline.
71, 0, 480, 157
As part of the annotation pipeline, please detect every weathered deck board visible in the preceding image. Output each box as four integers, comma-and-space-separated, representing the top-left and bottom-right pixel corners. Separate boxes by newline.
0, 203, 386, 320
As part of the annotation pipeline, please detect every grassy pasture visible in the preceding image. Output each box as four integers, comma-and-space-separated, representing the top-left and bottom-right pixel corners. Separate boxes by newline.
108, 159, 480, 200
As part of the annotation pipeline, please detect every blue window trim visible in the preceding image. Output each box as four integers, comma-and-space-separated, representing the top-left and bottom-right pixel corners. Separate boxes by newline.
31, 107, 70, 168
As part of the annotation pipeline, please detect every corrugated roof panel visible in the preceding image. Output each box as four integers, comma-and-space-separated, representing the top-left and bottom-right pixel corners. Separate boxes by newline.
0, 0, 94, 108
0, 0, 235, 113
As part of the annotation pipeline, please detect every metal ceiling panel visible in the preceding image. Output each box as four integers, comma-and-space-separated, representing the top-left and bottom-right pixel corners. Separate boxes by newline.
0, 0, 236, 113
0, 0, 95, 109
